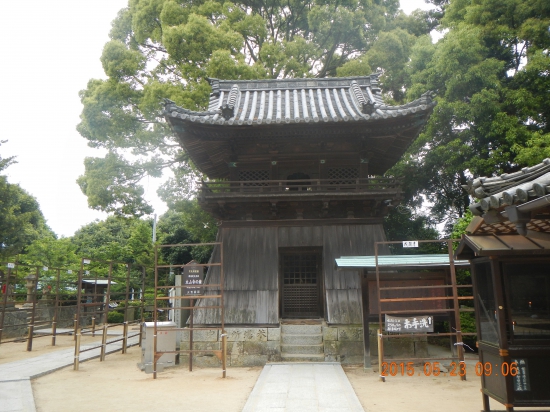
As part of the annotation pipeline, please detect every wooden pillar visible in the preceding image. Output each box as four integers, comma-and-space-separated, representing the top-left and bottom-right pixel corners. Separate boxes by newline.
360, 270, 371, 369
270, 160, 278, 180
445, 268, 458, 356
447, 240, 466, 381
359, 151, 371, 178
319, 158, 326, 179
482, 393, 491, 412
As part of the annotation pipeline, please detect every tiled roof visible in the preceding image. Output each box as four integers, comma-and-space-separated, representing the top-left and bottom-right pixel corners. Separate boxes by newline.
164, 75, 435, 126
462, 158, 550, 237
465, 158, 550, 216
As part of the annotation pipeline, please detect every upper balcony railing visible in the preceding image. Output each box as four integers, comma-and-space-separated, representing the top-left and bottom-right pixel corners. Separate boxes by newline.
199, 177, 402, 197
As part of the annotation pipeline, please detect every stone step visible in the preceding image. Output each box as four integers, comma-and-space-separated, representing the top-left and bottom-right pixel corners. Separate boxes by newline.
281, 343, 324, 355
281, 353, 325, 362
280, 324, 322, 335
281, 333, 322, 345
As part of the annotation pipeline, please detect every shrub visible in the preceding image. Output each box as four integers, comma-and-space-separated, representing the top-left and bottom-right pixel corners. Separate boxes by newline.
107, 311, 124, 324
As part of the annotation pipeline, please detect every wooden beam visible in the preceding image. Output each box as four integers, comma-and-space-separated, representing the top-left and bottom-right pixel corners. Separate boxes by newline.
360, 270, 371, 369
219, 218, 384, 228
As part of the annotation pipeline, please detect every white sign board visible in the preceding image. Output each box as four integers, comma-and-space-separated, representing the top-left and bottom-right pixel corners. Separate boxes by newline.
403, 241, 419, 248
385, 314, 434, 333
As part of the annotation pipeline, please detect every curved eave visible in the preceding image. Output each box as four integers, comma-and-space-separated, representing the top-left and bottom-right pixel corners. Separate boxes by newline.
165, 94, 435, 128
171, 115, 428, 178
165, 83, 435, 179
167, 107, 432, 179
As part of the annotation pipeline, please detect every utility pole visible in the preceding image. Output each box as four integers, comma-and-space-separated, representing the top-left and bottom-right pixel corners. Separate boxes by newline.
152, 214, 157, 244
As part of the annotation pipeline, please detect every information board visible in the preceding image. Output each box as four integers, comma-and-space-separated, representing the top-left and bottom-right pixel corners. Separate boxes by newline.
183, 261, 203, 296
385, 314, 434, 333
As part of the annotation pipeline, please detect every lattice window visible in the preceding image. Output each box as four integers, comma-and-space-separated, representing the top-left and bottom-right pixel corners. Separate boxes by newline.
328, 167, 359, 184
239, 170, 269, 186
282, 254, 318, 285
283, 285, 318, 314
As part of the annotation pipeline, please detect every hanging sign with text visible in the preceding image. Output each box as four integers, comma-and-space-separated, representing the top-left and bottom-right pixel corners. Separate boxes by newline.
385, 314, 434, 333
512, 358, 530, 392
183, 261, 203, 296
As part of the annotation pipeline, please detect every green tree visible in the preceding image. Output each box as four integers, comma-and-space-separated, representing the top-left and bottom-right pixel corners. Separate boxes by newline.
71, 216, 153, 264
22, 236, 80, 269
0, 141, 15, 173
0, 145, 49, 260
18, 236, 81, 291
394, 0, 550, 232
69, 216, 153, 289
383, 206, 444, 254
451, 210, 474, 239
127, 219, 154, 266
156, 200, 217, 264
76, 0, 446, 216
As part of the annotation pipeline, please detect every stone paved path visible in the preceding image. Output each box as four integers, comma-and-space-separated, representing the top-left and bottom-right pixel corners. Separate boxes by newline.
0, 333, 140, 412
242, 363, 364, 412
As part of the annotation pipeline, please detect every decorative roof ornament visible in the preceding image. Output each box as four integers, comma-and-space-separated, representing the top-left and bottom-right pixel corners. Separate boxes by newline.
349, 80, 375, 114
221, 84, 239, 120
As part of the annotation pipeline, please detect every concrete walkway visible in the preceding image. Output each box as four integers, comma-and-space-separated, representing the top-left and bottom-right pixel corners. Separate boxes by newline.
242, 363, 364, 412
0, 333, 140, 412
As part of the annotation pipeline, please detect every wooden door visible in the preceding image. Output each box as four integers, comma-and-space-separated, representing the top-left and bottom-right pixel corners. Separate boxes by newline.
280, 249, 322, 318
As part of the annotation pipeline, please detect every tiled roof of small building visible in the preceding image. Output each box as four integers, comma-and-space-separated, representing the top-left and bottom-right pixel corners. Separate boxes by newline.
462, 158, 550, 237
465, 158, 550, 216
164, 75, 435, 126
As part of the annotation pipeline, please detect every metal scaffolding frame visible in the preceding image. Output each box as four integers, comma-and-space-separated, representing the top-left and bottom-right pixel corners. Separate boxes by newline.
153, 242, 226, 379
374, 239, 475, 381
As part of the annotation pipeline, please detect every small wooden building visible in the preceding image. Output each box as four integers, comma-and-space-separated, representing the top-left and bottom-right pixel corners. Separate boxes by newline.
457, 159, 550, 411
81, 279, 114, 303
164, 76, 435, 328
336, 253, 472, 366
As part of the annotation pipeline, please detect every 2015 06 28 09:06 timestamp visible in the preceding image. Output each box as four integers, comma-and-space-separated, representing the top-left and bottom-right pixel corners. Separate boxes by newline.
381, 361, 520, 377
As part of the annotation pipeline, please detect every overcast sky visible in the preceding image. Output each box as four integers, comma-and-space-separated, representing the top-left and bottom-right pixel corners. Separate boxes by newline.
0, 0, 432, 238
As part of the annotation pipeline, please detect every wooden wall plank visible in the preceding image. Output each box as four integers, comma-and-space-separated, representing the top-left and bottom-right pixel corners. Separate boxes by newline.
194, 223, 391, 325
194, 227, 279, 324
324, 289, 362, 324
322, 224, 388, 324
194, 291, 278, 324
222, 227, 279, 290
278, 226, 323, 247
322, 224, 387, 290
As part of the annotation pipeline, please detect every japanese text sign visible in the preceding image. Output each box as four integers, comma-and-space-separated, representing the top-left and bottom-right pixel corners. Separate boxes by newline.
385, 314, 434, 333
512, 358, 530, 392
183, 261, 203, 296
